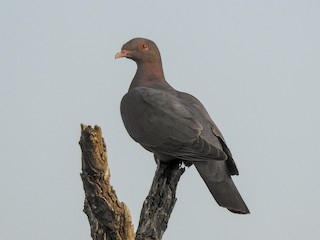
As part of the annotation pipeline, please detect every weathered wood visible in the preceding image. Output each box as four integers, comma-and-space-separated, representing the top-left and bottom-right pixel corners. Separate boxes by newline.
79, 124, 135, 240
136, 160, 185, 240
79, 124, 185, 240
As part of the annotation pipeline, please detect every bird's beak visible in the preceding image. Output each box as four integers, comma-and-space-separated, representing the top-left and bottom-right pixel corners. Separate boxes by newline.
115, 50, 129, 59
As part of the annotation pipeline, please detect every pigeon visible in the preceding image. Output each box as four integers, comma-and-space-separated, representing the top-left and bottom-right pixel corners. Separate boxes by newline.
115, 38, 249, 214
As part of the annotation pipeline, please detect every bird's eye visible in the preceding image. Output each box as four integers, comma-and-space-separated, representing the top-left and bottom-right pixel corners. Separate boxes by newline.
140, 43, 149, 50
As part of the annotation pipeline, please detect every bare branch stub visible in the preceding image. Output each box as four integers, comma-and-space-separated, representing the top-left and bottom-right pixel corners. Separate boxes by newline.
135, 160, 185, 240
79, 124, 135, 240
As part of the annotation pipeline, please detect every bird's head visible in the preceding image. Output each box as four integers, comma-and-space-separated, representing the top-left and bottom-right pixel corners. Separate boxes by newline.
115, 38, 161, 64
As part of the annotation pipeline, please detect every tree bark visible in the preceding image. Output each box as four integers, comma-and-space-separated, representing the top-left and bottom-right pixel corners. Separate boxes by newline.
136, 160, 185, 240
79, 124, 135, 240
79, 124, 185, 240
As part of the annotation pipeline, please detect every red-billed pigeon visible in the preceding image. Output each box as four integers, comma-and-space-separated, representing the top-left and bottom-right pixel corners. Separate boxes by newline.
115, 38, 249, 214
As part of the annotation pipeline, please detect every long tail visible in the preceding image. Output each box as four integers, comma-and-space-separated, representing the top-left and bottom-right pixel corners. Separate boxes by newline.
193, 160, 250, 214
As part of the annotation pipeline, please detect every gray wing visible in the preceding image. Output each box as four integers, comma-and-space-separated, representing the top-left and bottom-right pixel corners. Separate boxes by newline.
174, 91, 248, 213
120, 87, 227, 161
177, 91, 239, 175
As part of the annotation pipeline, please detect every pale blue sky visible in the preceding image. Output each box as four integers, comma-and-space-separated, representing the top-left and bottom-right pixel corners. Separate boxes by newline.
1, 1, 320, 239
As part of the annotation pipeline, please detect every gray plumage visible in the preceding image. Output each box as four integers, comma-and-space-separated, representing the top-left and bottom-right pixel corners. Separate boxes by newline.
116, 38, 249, 214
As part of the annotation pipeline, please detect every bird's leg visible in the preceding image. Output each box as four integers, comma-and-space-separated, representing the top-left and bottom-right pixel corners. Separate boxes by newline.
182, 160, 193, 167
153, 154, 160, 165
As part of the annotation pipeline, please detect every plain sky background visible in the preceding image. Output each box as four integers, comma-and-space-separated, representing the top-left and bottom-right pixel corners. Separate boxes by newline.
1, 1, 320, 239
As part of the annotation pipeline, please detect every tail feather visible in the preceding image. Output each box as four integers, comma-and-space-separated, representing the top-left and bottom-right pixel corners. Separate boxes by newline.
194, 161, 250, 214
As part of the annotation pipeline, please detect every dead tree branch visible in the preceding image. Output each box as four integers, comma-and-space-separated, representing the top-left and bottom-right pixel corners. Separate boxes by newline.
136, 160, 185, 240
79, 124, 134, 240
79, 124, 185, 240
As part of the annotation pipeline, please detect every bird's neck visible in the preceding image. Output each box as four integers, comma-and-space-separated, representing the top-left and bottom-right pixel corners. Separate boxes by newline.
129, 62, 171, 90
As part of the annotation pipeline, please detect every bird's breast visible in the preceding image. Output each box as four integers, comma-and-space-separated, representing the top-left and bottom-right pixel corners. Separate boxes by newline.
120, 89, 165, 146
